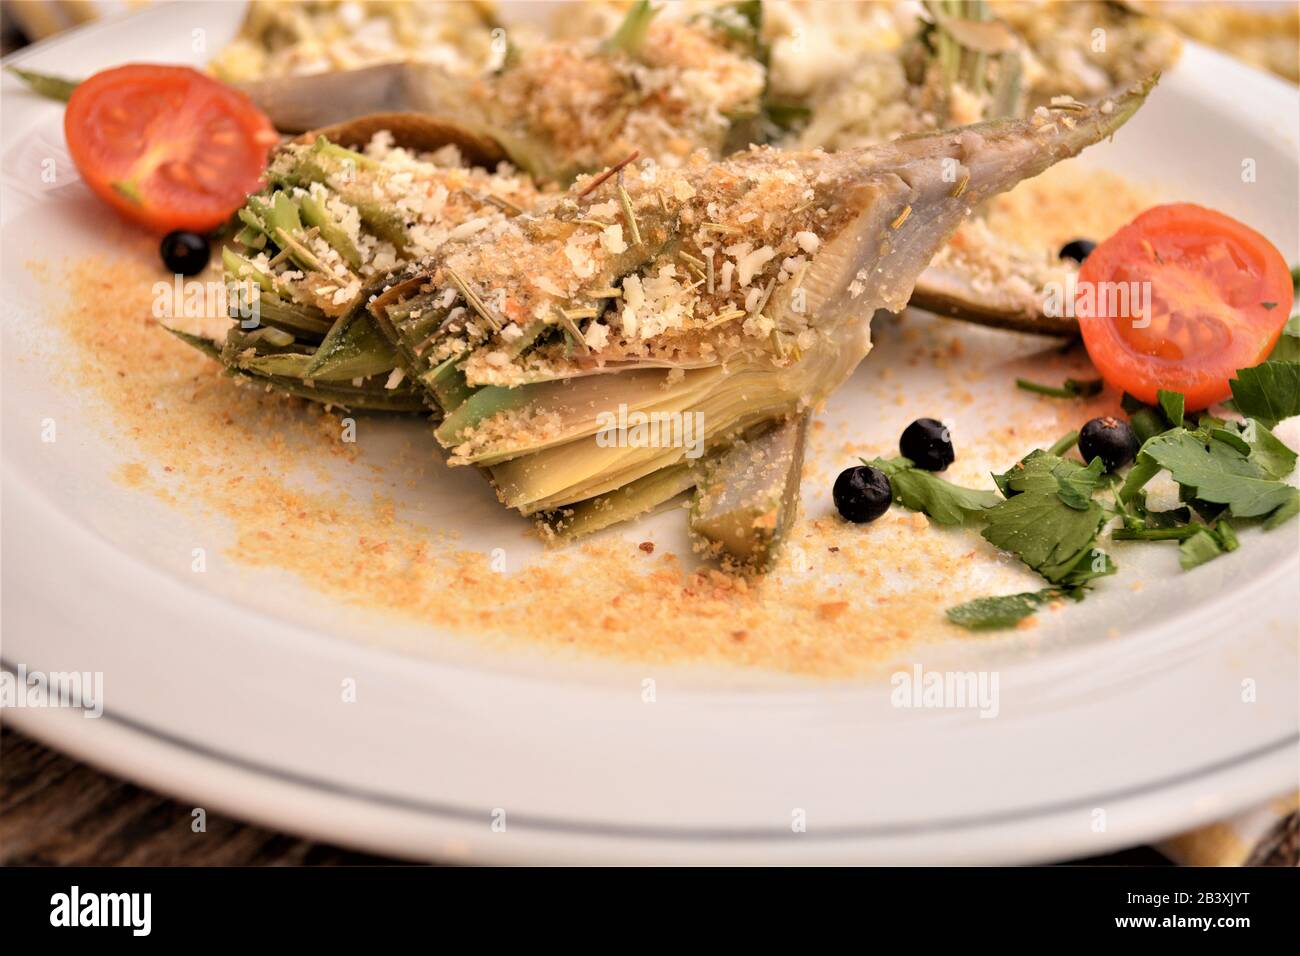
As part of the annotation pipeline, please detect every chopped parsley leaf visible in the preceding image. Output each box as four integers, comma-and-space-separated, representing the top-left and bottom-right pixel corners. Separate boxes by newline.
1137, 428, 1295, 518
1264, 488, 1300, 529
1178, 520, 1239, 570
1266, 315, 1300, 363
981, 451, 1114, 586
861, 457, 1000, 526
921, 376, 1297, 626
946, 588, 1078, 631
1157, 389, 1185, 428
1230, 361, 1300, 427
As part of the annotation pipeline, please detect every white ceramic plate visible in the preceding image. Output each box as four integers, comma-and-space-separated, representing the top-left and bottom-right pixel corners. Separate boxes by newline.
2, 3, 1297, 864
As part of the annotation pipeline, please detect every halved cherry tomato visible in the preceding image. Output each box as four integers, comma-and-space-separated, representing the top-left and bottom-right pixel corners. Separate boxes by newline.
64, 64, 277, 234
1076, 203, 1293, 411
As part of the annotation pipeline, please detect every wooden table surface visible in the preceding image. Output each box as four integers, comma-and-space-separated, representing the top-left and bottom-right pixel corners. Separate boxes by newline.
1, 724, 1188, 866
0, 726, 401, 866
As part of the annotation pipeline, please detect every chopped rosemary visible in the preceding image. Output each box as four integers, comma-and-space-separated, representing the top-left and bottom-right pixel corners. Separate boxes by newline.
272, 227, 327, 273
890, 205, 912, 230
554, 307, 590, 354
769, 329, 787, 358
445, 266, 503, 332
679, 254, 707, 283
750, 277, 777, 318
703, 308, 745, 329
617, 172, 642, 247
951, 172, 971, 198
266, 244, 294, 269
482, 192, 524, 216
790, 261, 810, 291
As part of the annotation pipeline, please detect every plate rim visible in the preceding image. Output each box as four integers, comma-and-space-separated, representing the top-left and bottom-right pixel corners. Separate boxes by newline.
2, 3, 1298, 864
6, 698, 1294, 864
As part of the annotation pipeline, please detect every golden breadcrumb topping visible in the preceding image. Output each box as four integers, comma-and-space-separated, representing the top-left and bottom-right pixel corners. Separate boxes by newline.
475, 17, 765, 175
243, 134, 541, 317
382, 145, 859, 392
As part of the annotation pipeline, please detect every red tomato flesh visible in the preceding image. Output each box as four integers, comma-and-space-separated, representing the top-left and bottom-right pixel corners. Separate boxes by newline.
64, 64, 277, 233
1076, 203, 1293, 411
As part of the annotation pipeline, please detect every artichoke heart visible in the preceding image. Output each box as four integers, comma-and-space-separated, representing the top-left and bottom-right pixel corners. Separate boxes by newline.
174, 72, 1154, 567
369, 76, 1154, 551
690, 414, 811, 571
175, 123, 541, 413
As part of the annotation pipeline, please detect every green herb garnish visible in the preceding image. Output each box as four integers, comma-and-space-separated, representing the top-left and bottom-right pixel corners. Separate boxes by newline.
946, 587, 1078, 631
1240, 420, 1297, 479
1267, 315, 1300, 363
1112, 524, 1200, 541
1177, 520, 1239, 570
950, 362, 1298, 628
1015, 377, 1103, 399
8, 67, 79, 102
1157, 389, 1185, 428
1054, 456, 1105, 510
1120, 392, 1168, 445
981, 451, 1115, 586
1134, 428, 1296, 518
1229, 362, 1300, 427
862, 457, 1000, 526
1046, 430, 1079, 458
1264, 488, 1300, 529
